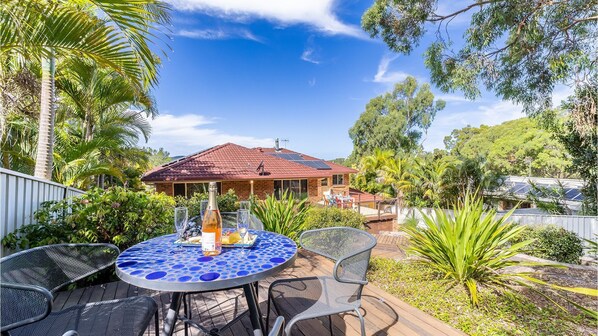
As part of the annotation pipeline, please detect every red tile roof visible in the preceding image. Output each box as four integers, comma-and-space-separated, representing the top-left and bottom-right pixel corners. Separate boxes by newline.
142, 143, 357, 182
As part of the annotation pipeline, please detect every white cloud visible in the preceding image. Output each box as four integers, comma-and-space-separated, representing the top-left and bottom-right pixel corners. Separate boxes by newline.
142, 114, 274, 156
176, 28, 262, 42
434, 94, 471, 103
372, 54, 411, 83
167, 0, 366, 38
301, 48, 320, 64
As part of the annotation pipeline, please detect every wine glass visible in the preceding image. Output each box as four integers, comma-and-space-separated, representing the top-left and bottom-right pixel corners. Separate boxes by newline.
199, 200, 208, 220
237, 209, 250, 249
239, 200, 250, 211
174, 207, 188, 245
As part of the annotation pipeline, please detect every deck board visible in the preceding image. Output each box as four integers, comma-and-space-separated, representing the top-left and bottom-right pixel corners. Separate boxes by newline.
52, 250, 464, 336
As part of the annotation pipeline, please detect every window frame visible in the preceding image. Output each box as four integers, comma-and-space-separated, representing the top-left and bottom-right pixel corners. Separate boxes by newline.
332, 174, 345, 186
173, 182, 222, 198
274, 179, 308, 199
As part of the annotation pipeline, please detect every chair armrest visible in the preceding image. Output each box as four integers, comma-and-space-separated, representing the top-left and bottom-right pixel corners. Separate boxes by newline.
0, 282, 53, 332
268, 316, 285, 336
62, 331, 80, 336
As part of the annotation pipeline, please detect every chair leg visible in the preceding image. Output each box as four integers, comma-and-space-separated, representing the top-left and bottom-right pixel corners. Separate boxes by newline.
355, 308, 366, 336
154, 310, 159, 336
266, 293, 272, 332
183, 294, 189, 336
328, 315, 334, 336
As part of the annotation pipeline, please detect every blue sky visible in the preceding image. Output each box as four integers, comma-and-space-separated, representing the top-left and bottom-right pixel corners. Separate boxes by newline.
145, 0, 534, 159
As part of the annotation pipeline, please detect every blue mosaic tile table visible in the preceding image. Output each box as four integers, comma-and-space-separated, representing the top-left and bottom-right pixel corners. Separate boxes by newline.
115, 230, 297, 292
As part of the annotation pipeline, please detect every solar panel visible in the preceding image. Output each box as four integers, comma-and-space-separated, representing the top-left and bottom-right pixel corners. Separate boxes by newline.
294, 160, 332, 170
311, 161, 331, 169
564, 188, 580, 200
287, 154, 304, 160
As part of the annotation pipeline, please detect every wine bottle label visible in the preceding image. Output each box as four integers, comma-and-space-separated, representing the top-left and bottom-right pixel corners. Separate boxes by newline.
202, 232, 216, 251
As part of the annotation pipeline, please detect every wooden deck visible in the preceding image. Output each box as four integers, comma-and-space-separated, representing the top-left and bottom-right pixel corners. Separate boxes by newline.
53, 250, 464, 336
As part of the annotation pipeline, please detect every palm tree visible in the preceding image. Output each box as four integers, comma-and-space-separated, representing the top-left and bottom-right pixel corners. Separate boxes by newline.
53, 105, 153, 188
0, 0, 170, 180
56, 60, 156, 187
412, 158, 453, 207
382, 156, 413, 208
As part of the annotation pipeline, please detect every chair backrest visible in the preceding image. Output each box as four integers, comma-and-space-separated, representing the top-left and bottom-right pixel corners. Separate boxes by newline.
1, 283, 53, 332
299, 227, 377, 285
0, 243, 119, 332
0, 243, 119, 293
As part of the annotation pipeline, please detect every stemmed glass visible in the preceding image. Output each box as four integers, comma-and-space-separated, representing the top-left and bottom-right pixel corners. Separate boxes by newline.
199, 200, 208, 220
237, 209, 250, 249
174, 207, 188, 248
239, 200, 250, 211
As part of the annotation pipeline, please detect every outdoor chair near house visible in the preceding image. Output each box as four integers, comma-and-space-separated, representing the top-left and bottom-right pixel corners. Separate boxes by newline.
0, 244, 159, 336
266, 227, 377, 336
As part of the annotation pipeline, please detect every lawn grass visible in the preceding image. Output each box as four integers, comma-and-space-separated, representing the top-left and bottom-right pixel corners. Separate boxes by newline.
368, 257, 595, 336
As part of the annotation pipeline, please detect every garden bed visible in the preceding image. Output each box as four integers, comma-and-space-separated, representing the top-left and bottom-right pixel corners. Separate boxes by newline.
368, 257, 598, 336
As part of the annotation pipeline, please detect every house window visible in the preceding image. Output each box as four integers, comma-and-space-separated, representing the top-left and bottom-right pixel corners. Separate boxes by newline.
186, 182, 222, 197
173, 182, 222, 198
320, 178, 328, 187
274, 179, 308, 199
332, 174, 344, 185
173, 183, 186, 197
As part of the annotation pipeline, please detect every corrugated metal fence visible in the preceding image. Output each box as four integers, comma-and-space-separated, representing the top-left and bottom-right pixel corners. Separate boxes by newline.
397, 207, 597, 241
1, 168, 85, 244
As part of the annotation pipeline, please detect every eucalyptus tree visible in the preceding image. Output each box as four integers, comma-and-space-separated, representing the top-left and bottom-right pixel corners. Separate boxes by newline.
0, 0, 170, 180
348, 76, 445, 162
362, 0, 597, 119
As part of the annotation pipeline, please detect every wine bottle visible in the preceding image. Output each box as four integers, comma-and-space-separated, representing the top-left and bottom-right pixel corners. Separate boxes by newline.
201, 182, 222, 256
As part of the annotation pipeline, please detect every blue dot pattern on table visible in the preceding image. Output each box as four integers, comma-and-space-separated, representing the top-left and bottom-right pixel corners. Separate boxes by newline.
116, 230, 297, 284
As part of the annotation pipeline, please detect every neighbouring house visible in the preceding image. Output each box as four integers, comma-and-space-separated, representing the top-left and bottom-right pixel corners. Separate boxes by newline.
487, 175, 585, 214
141, 143, 357, 203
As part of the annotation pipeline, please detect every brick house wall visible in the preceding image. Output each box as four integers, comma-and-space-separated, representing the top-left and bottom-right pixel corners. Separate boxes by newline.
307, 178, 320, 203
151, 174, 351, 204
252, 180, 274, 199
156, 183, 173, 196
222, 181, 251, 199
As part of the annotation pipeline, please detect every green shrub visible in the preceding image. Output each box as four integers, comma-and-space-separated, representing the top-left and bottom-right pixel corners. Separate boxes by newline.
405, 194, 533, 305
252, 191, 310, 241
175, 189, 239, 216
514, 225, 584, 264
2, 187, 175, 251
368, 258, 593, 336
400, 216, 419, 232
303, 207, 366, 230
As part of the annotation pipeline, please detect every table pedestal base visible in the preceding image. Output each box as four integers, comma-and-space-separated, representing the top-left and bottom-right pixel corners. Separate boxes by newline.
162, 284, 264, 336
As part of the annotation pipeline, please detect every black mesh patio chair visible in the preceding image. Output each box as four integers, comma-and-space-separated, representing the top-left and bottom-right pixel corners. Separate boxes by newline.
266, 227, 377, 336
182, 212, 265, 335
1, 244, 159, 336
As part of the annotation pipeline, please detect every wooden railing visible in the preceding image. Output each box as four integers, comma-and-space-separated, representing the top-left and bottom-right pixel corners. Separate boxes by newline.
0, 168, 85, 244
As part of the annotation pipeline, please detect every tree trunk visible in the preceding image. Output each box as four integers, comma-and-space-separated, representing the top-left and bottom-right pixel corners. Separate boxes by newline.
34, 54, 56, 180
